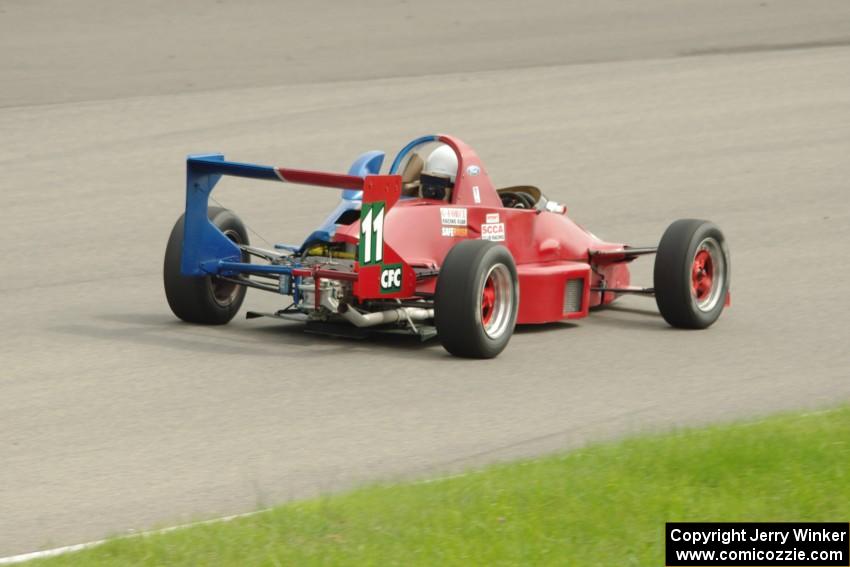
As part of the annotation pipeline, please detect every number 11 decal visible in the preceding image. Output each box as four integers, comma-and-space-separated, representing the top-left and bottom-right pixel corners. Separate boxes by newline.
359, 202, 385, 265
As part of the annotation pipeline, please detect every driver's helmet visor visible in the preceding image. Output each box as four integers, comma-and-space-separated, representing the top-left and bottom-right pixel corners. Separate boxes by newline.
420, 173, 452, 200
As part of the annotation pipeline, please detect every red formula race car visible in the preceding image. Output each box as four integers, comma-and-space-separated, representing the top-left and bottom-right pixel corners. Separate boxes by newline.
164, 134, 730, 358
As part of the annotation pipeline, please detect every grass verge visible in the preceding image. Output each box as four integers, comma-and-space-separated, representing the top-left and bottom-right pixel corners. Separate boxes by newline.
31, 407, 850, 566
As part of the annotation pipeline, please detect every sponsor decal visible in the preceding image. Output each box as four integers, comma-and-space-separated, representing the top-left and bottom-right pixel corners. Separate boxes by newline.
545, 200, 566, 214
380, 263, 403, 293
472, 185, 481, 204
485, 212, 500, 224
481, 222, 505, 242
466, 165, 480, 176
440, 207, 467, 226
441, 226, 468, 238
359, 201, 385, 265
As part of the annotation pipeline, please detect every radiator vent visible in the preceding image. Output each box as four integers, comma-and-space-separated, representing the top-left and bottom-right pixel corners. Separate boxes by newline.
564, 278, 584, 314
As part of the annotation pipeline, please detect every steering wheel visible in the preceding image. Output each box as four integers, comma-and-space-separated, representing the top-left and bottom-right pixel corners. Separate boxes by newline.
500, 191, 536, 209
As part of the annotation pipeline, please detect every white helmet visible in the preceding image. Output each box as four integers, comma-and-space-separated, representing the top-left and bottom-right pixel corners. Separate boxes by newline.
423, 144, 458, 182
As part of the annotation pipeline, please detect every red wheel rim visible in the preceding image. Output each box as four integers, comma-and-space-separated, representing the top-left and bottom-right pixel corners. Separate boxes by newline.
481, 275, 496, 325
691, 249, 714, 302
479, 263, 514, 339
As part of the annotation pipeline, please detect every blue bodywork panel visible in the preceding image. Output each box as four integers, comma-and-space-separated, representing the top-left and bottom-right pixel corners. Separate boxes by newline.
298, 150, 384, 251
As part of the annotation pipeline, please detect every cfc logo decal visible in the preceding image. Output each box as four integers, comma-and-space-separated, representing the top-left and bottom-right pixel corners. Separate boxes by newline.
380, 264, 403, 293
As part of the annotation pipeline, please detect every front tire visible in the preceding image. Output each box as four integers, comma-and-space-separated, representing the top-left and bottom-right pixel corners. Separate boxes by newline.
163, 207, 249, 325
654, 219, 730, 329
435, 240, 519, 358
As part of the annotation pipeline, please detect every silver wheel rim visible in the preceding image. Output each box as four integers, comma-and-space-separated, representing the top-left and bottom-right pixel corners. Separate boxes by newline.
480, 263, 514, 339
691, 236, 725, 312
209, 228, 242, 307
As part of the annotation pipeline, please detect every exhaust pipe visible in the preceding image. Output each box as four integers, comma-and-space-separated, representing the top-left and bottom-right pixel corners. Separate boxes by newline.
338, 304, 433, 328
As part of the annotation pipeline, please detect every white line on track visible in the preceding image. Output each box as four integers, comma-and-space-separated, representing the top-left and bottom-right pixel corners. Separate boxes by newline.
0, 470, 474, 564
0, 509, 270, 565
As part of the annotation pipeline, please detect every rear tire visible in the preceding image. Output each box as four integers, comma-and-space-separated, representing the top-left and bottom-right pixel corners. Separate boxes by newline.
654, 219, 729, 329
435, 240, 519, 358
163, 207, 249, 325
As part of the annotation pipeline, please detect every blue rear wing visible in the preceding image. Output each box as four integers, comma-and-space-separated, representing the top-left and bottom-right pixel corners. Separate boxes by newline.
180, 152, 383, 277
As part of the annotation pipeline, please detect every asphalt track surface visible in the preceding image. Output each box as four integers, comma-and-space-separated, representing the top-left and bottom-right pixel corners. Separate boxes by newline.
2, 0, 850, 556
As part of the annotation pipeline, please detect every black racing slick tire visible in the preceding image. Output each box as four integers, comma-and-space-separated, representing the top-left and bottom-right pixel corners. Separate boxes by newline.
435, 240, 519, 358
654, 219, 730, 329
163, 207, 249, 325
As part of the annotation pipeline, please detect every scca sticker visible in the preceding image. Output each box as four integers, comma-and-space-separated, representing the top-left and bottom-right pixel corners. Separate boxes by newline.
380, 263, 403, 293
466, 165, 480, 176
481, 222, 505, 241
